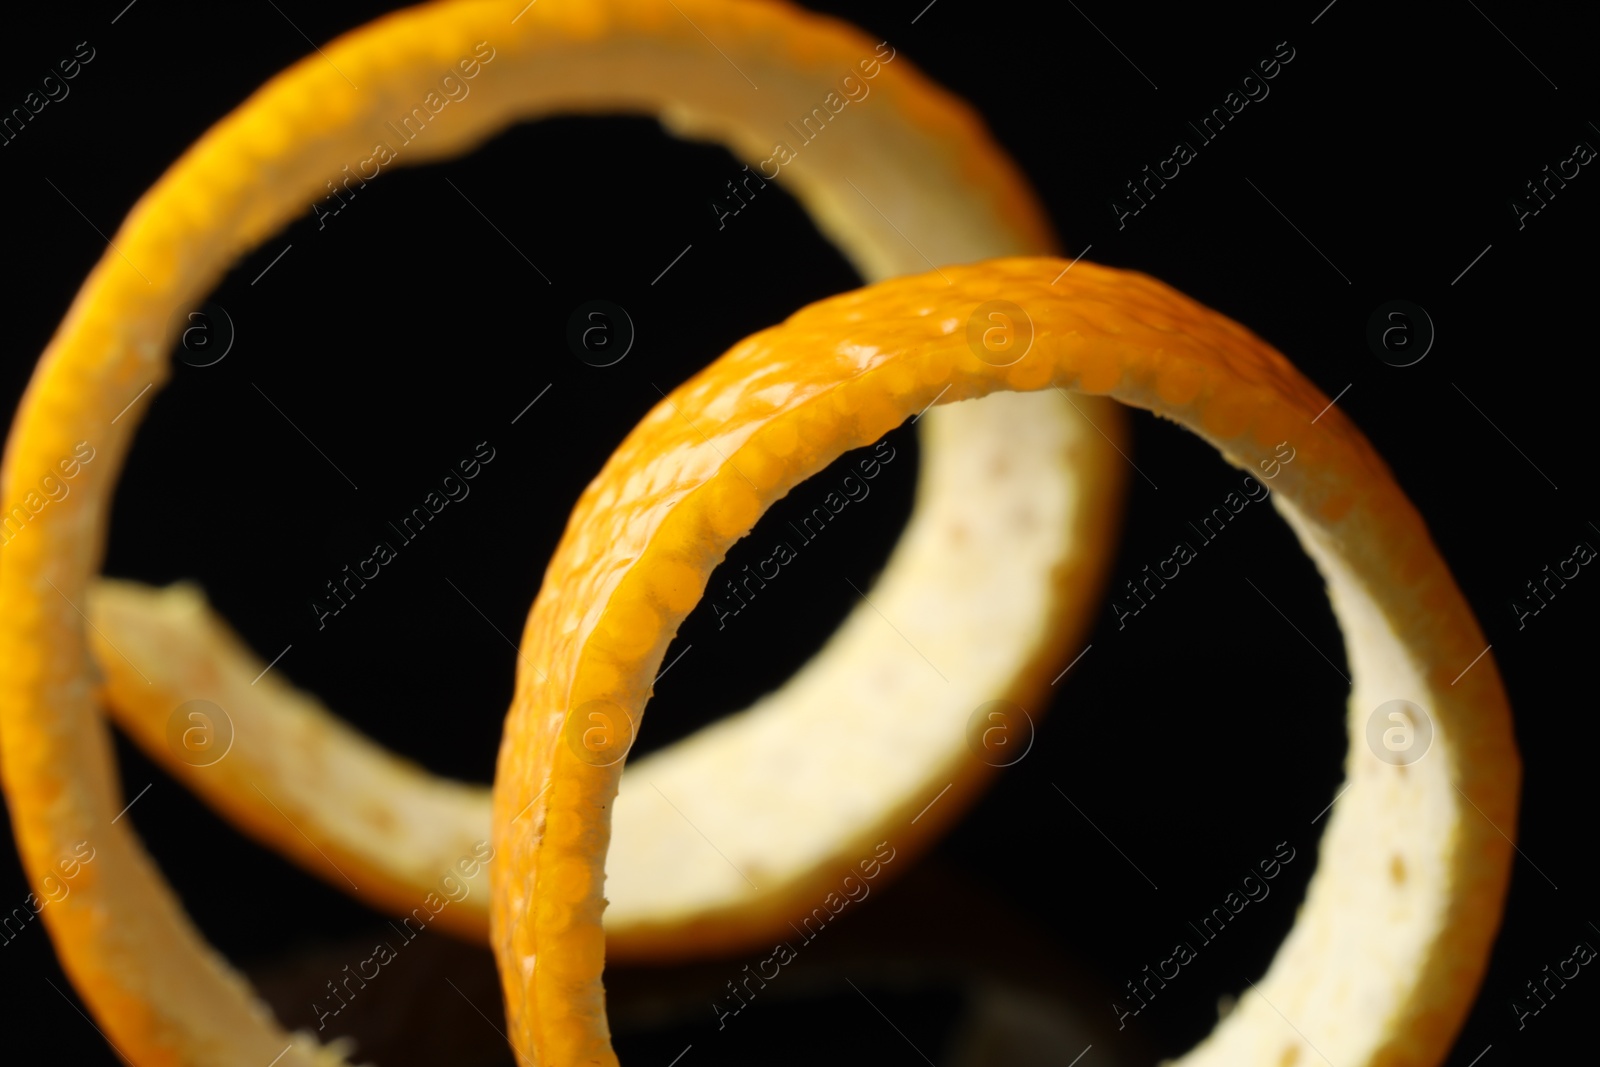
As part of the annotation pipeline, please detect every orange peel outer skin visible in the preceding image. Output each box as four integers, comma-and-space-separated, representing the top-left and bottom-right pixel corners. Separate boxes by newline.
0, 1, 1081, 1063
0, 0, 1513, 1063
492, 256, 1517, 1066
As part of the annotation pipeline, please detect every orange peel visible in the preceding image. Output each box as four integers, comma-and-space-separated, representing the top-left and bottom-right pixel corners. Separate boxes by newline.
85, 356, 1121, 965
0, 1, 1517, 1066
62, 0, 1127, 968
490, 256, 1517, 1065
2, 0, 1120, 1061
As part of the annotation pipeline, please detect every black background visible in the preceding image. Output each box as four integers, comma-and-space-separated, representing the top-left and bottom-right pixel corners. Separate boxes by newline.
1, 1, 1595, 1064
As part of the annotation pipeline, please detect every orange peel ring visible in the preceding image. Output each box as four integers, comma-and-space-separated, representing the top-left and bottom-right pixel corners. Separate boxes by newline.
0, 2, 1516, 1067
77, 0, 1125, 956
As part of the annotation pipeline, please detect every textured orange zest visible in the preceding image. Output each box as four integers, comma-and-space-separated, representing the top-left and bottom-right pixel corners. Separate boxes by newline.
0, 0, 1517, 1063
1, 0, 1113, 1062
491, 256, 1516, 1065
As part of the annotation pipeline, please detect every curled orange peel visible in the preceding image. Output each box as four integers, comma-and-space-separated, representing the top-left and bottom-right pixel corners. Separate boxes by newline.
496, 254, 1518, 1065
65, 0, 1126, 970
0, 1, 1516, 1066
3, 0, 1120, 1061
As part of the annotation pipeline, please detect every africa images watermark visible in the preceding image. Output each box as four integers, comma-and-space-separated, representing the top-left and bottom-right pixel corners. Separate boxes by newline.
311, 840, 494, 1030
1110, 441, 1297, 629
1509, 531, 1593, 631
1110, 39, 1297, 230
0, 840, 97, 948
1509, 136, 1594, 231
1, 40, 96, 148
1112, 839, 1298, 1030
710, 41, 898, 230
310, 441, 497, 629
712, 840, 898, 1029
0, 440, 97, 550
1511, 930, 1595, 1031
310, 41, 498, 229
706, 438, 897, 629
